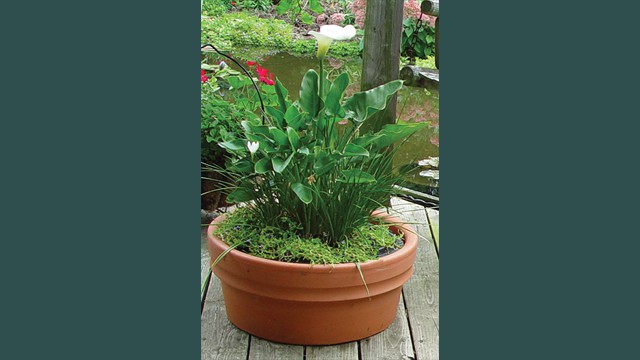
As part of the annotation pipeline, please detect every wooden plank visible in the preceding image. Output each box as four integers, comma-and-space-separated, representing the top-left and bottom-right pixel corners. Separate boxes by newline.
403, 276, 439, 360
360, 293, 414, 360
306, 342, 358, 360
389, 198, 438, 275
390, 198, 439, 360
248, 338, 303, 360
426, 208, 439, 254
201, 276, 250, 360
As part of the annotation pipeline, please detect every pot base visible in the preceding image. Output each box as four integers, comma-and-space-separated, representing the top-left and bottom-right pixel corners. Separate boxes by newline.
221, 282, 402, 345
208, 212, 417, 346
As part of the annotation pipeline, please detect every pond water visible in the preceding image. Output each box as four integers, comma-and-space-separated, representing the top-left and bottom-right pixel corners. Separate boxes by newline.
203, 49, 439, 195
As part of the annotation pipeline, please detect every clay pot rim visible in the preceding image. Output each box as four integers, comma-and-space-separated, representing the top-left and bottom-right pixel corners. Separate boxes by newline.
207, 210, 417, 273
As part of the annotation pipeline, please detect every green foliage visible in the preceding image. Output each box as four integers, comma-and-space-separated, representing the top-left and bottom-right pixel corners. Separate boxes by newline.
201, 0, 231, 16
290, 39, 360, 58
214, 207, 403, 264
401, 17, 436, 62
236, 0, 272, 12
200, 63, 280, 162
276, 0, 323, 25
211, 57, 427, 247
201, 11, 293, 49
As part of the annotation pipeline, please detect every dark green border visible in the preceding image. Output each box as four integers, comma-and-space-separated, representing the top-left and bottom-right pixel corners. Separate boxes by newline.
4, 0, 640, 358
3, 1, 201, 358
443, 1, 640, 358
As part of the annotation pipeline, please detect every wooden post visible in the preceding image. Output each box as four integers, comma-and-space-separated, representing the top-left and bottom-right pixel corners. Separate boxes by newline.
360, 0, 405, 133
420, 0, 439, 16
421, 0, 439, 69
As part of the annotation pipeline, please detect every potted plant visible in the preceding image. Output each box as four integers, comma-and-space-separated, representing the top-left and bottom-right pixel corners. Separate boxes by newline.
204, 25, 426, 345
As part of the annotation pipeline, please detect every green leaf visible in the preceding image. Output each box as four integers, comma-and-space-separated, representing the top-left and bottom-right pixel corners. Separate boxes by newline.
352, 133, 385, 147
227, 188, 256, 203
276, 0, 290, 15
272, 153, 294, 173
308, 0, 323, 14
300, 12, 314, 25
324, 72, 349, 116
313, 150, 334, 176
230, 159, 253, 174
266, 106, 285, 128
255, 157, 271, 174
218, 140, 246, 152
343, 80, 403, 123
274, 79, 289, 113
299, 70, 321, 117
339, 169, 376, 184
373, 123, 428, 149
287, 127, 300, 149
241, 121, 270, 137
285, 106, 306, 131
269, 127, 289, 147
343, 143, 369, 157
291, 182, 313, 204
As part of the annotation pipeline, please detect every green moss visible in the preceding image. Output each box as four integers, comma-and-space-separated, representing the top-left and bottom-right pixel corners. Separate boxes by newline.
201, 12, 293, 49
201, 11, 361, 58
213, 207, 404, 264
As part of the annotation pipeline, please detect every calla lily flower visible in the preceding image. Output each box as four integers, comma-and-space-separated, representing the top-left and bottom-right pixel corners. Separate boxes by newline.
309, 25, 356, 60
247, 141, 259, 154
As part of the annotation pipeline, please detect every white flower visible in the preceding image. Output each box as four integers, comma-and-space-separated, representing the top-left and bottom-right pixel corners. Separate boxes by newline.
309, 25, 356, 59
247, 141, 259, 154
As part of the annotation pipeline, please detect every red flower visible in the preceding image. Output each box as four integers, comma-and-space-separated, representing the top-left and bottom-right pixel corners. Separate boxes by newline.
231, 1, 236, 6
256, 64, 269, 77
201, 69, 209, 83
246, 61, 256, 67
257, 68, 275, 86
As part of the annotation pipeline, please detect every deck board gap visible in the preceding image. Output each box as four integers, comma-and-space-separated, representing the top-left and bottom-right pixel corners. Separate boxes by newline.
200, 271, 211, 315
246, 335, 252, 360
402, 288, 419, 360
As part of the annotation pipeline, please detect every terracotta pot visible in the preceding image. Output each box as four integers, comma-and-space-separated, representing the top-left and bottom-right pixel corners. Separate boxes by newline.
207, 212, 418, 345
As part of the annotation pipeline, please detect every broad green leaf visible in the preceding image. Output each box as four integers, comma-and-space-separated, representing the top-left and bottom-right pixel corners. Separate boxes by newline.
373, 123, 428, 149
339, 169, 377, 184
325, 73, 349, 116
313, 150, 334, 176
266, 106, 285, 128
299, 70, 320, 117
272, 153, 294, 173
227, 188, 256, 203
230, 159, 253, 174
343, 143, 369, 157
218, 140, 246, 151
269, 127, 289, 147
274, 79, 289, 113
287, 127, 300, 149
297, 147, 310, 155
284, 105, 300, 122
287, 112, 306, 131
241, 121, 269, 137
343, 80, 403, 123
352, 133, 385, 147
255, 157, 271, 174
291, 182, 313, 204
309, 0, 323, 14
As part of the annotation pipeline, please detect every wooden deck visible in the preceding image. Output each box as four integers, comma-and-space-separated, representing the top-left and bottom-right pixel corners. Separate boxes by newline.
201, 198, 439, 360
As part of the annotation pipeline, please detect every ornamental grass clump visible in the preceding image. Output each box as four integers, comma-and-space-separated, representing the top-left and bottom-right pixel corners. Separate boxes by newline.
208, 25, 425, 260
